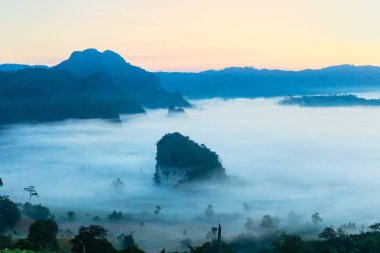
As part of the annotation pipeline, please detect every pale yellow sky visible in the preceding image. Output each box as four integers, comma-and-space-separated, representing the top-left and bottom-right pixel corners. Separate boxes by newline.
1, 0, 379, 71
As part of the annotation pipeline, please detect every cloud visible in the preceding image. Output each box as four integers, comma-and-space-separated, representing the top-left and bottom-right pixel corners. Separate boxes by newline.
1, 97, 380, 250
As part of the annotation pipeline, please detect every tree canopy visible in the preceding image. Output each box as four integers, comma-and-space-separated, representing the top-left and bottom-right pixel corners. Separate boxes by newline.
154, 132, 226, 185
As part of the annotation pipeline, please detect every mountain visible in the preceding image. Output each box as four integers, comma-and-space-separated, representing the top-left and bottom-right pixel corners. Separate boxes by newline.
0, 64, 48, 72
280, 95, 380, 107
54, 49, 191, 108
0, 68, 144, 125
157, 65, 380, 98
154, 132, 226, 186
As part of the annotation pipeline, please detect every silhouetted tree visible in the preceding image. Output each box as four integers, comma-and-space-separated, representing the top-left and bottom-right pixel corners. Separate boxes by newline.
23, 185, 38, 203
244, 218, 255, 232
0, 196, 21, 233
272, 233, 303, 253
369, 222, 380, 232
111, 178, 124, 192
70, 225, 116, 253
260, 215, 278, 230
22, 203, 50, 220
67, 211, 76, 221
205, 204, 214, 218
154, 206, 161, 217
319, 227, 337, 241
311, 212, 323, 235
27, 219, 59, 251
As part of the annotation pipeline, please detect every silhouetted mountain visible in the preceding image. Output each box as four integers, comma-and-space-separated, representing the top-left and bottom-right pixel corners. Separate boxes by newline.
0, 68, 145, 125
157, 65, 380, 98
280, 95, 380, 107
55, 49, 191, 108
0, 64, 48, 72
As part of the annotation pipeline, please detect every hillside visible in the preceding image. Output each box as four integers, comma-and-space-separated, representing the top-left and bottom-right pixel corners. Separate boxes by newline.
54, 49, 191, 108
157, 65, 380, 98
0, 68, 144, 125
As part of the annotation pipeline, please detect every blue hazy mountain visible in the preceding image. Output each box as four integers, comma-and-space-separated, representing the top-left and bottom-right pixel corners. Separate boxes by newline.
280, 95, 380, 107
157, 65, 380, 98
54, 49, 191, 108
0, 64, 48, 72
0, 68, 144, 125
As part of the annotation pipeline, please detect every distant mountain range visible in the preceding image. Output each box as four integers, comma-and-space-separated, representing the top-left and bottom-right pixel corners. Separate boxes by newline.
280, 95, 380, 107
3, 54, 380, 125
157, 65, 380, 98
0, 49, 190, 125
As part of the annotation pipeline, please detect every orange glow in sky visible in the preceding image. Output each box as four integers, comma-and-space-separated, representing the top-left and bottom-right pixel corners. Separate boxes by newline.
1, 0, 380, 71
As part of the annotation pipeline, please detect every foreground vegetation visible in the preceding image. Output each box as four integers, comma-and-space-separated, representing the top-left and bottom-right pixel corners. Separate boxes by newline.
2, 178, 380, 253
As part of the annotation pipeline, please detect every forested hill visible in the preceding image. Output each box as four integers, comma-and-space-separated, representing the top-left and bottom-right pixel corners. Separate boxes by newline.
54, 49, 191, 108
0, 68, 144, 125
157, 65, 380, 98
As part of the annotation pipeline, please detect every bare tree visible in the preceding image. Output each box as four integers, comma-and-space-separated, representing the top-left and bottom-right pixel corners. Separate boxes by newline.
23, 185, 38, 203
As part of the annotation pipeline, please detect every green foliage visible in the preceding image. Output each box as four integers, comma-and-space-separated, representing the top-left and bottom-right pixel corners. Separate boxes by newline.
0, 196, 21, 233
0, 235, 12, 250
70, 225, 116, 253
119, 245, 145, 253
21, 203, 50, 220
26, 219, 59, 251
319, 227, 337, 241
0, 250, 35, 253
188, 241, 232, 253
271, 234, 303, 253
154, 132, 226, 185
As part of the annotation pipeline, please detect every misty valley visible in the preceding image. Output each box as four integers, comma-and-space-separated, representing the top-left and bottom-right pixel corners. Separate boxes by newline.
2, 97, 380, 253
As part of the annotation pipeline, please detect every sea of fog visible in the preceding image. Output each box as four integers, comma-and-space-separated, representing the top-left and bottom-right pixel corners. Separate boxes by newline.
1, 96, 380, 250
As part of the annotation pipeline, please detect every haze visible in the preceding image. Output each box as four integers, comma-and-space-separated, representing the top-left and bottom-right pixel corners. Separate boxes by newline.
2, 97, 380, 250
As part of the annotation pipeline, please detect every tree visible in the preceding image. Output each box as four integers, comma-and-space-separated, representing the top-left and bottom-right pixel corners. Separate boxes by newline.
154, 206, 161, 217
111, 178, 124, 192
67, 211, 76, 221
70, 225, 116, 253
0, 196, 21, 233
311, 213, 323, 235
27, 219, 59, 251
23, 186, 38, 204
319, 227, 337, 241
244, 218, 254, 232
272, 233, 303, 253
22, 203, 50, 220
369, 222, 380, 232
205, 204, 214, 218
260, 215, 278, 230
107, 211, 122, 221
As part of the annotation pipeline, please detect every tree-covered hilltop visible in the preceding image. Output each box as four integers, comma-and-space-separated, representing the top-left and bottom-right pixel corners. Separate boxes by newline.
154, 132, 226, 185
0, 68, 145, 125
55, 49, 191, 109
279, 94, 380, 107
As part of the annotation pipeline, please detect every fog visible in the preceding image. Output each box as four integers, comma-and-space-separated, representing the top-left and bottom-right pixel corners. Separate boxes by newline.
2, 97, 380, 250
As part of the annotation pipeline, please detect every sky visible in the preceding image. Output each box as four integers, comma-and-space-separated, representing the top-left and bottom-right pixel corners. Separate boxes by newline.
1, 0, 380, 71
